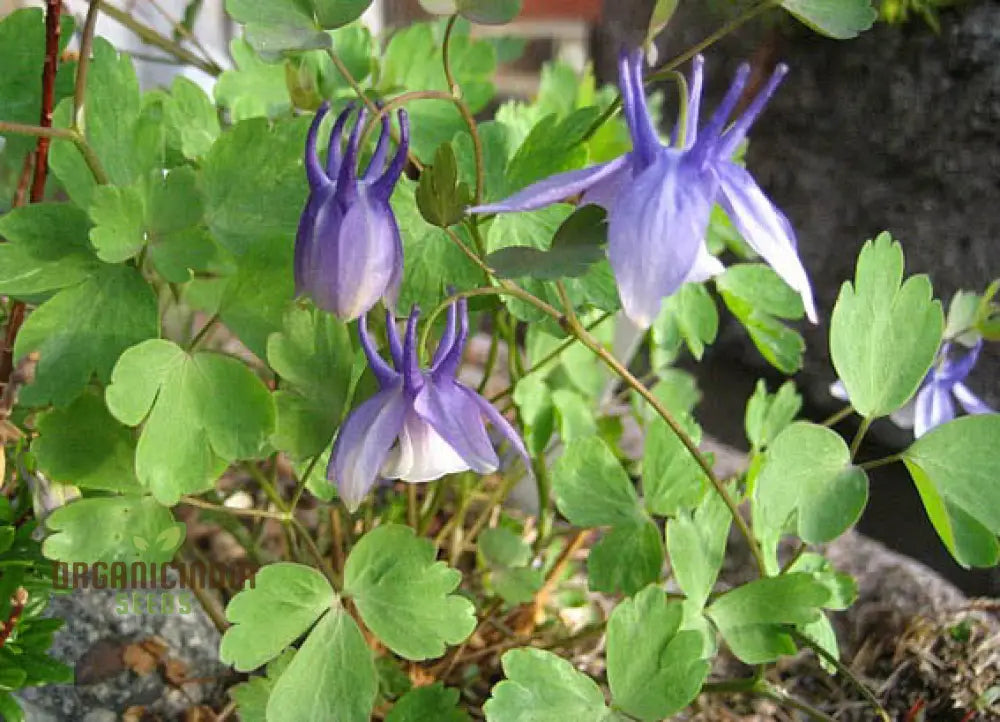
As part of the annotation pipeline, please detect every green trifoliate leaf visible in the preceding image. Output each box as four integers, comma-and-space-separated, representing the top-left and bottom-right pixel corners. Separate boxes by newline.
88, 185, 145, 263
416, 143, 472, 228
14, 264, 158, 407
105, 339, 275, 504
717, 264, 805, 374
652, 282, 719, 361
266, 607, 377, 722
457, 0, 523, 24
830, 232, 943, 418
0, 203, 99, 296
478, 526, 542, 604
215, 39, 292, 121
642, 415, 707, 517
552, 437, 644, 528
744, 379, 802, 451
787, 553, 857, 610
220, 563, 335, 671
43, 496, 184, 564
753, 422, 868, 544
225, 0, 330, 55
667, 489, 731, 608
49, 39, 142, 208
312, 0, 373, 28
903, 415, 1000, 567
343, 524, 476, 660
267, 307, 355, 459
707, 573, 830, 664
606, 586, 709, 721
780, 0, 877, 39
33, 391, 140, 492
484, 648, 614, 722
163, 76, 220, 160
387, 683, 471, 722
587, 520, 663, 596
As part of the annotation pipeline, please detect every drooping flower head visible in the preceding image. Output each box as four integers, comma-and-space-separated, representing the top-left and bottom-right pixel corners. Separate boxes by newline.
829, 340, 995, 436
295, 102, 409, 321
470, 51, 816, 329
329, 300, 531, 511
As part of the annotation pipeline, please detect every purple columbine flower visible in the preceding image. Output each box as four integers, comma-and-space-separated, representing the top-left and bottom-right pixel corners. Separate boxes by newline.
295, 102, 409, 321
913, 341, 995, 437
328, 299, 531, 511
469, 51, 816, 329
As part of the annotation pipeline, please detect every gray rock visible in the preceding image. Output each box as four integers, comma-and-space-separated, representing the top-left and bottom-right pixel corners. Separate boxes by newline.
16, 574, 230, 721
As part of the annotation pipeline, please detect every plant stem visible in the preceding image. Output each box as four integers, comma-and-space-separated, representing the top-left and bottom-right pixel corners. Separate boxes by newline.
96, 0, 222, 76
476, 323, 501, 395
849, 417, 872, 459
180, 495, 290, 522
563, 313, 768, 577
187, 312, 219, 351
290, 452, 324, 512
72, 1, 100, 132
0, 122, 109, 185
821, 404, 854, 427
860, 453, 903, 471
31, 0, 62, 202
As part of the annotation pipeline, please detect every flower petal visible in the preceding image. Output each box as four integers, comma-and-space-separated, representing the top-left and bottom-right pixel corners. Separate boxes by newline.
620, 50, 660, 167
363, 111, 391, 180
325, 103, 354, 179
829, 379, 850, 403
372, 110, 410, 200
465, 387, 532, 477
358, 312, 398, 388
608, 151, 714, 328
581, 156, 631, 210
468, 155, 631, 214
937, 340, 982, 385
328, 386, 407, 511
715, 161, 818, 323
952, 382, 995, 416
381, 409, 470, 482
432, 297, 468, 379
717, 64, 788, 160
304, 189, 397, 321
914, 382, 955, 437
414, 380, 499, 474
682, 243, 725, 284
294, 183, 339, 298
305, 102, 331, 189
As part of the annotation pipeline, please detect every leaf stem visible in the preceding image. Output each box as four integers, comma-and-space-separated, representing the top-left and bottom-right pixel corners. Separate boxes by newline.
179, 495, 291, 522
849, 417, 872, 459
860, 453, 902, 471
72, 1, 101, 132
290, 452, 324, 512
476, 322, 501, 394
0, 121, 109, 185
821, 404, 854, 427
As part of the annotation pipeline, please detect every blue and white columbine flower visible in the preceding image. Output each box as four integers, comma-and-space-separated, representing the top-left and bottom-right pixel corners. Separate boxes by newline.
295, 102, 409, 321
469, 51, 816, 328
329, 300, 530, 511
830, 340, 995, 436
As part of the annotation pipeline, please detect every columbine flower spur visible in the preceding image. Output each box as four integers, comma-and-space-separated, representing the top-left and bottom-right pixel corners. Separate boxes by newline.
295, 101, 409, 321
469, 51, 817, 328
329, 299, 531, 511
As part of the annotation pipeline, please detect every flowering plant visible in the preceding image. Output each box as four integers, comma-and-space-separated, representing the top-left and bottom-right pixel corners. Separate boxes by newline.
0, 0, 997, 720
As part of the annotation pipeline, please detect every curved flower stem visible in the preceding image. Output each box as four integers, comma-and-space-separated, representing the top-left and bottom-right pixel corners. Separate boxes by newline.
561, 309, 769, 578
441, 15, 485, 204
489, 312, 613, 402
442, 15, 461, 95
476, 324, 501, 395
95, 0, 222, 76
580, 0, 780, 144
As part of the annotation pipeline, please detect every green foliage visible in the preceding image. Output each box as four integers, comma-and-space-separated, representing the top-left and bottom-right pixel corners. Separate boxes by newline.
105, 339, 275, 504
266, 607, 377, 722
780, 0, 878, 38
651, 282, 719, 363
606, 586, 709, 720
830, 233, 943, 418
416, 142, 472, 227
903, 415, 1000, 567
387, 683, 471, 722
587, 520, 663, 596
33, 391, 140, 492
229, 651, 295, 722
479, 528, 543, 605
487, 205, 606, 281
43, 496, 184, 563
642, 415, 707, 517
14, 264, 159, 407
667, 489, 731, 608
744, 379, 802, 451
220, 563, 335, 671
225, 0, 330, 55
717, 263, 805, 374
267, 306, 357, 459
753, 422, 868, 544
343, 524, 476, 660
552, 438, 644, 528
484, 648, 615, 721
215, 39, 292, 120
